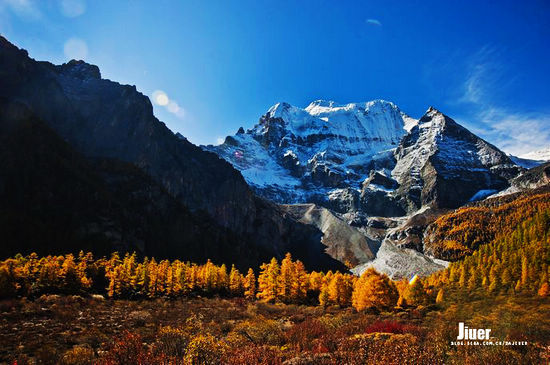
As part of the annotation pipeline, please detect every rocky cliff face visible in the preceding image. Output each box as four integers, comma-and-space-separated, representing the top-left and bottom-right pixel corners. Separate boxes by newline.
0, 99, 263, 268
494, 162, 550, 196
0, 36, 344, 271
280, 204, 379, 266
391, 107, 520, 211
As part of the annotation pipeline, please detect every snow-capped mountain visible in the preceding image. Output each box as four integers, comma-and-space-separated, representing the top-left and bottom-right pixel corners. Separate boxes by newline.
206, 101, 525, 279
509, 147, 550, 169
520, 147, 550, 162
208, 101, 520, 216
207, 100, 415, 203
390, 106, 519, 210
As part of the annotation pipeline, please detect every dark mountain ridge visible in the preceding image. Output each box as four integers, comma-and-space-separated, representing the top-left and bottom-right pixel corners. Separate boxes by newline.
0, 36, 344, 271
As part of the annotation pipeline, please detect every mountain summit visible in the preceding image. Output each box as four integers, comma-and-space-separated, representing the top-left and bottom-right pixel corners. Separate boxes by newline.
207, 99, 415, 204
208, 102, 520, 217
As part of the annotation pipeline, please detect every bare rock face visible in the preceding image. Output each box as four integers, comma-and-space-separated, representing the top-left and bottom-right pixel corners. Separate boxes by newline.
363, 171, 398, 190
510, 162, 550, 191
280, 204, 378, 266
0, 36, 345, 271
391, 107, 521, 211
0, 99, 259, 267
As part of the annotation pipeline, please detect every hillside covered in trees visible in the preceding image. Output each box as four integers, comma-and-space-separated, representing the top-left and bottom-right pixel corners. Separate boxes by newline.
424, 188, 550, 260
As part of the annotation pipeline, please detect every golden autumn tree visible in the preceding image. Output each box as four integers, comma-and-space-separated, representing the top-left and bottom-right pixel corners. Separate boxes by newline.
538, 282, 549, 297
107, 265, 123, 298
352, 268, 398, 311
328, 272, 352, 307
60, 254, 80, 292
308, 271, 324, 292
521, 256, 529, 287
202, 260, 218, 293
165, 264, 175, 296
319, 283, 330, 307
217, 264, 229, 292
243, 268, 256, 300
229, 265, 243, 296
279, 253, 295, 302
257, 258, 280, 302
435, 289, 444, 304
292, 260, 309, 302
147, 258, 159, 298
403, 276, 427, 306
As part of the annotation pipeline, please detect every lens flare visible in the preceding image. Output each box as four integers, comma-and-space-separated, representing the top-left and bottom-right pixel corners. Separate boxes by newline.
152, 90, 169, 106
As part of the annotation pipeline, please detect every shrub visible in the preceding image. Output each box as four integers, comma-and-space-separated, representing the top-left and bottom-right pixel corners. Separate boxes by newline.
153, 326, 191, 358
99, 331, 153, 365
233, 319, 285, 346
184, 333, 227, 364
364, 320, 421, 335
127, 310, 152, 327
60, 345, 95, 365
333, 332, 433, 365
286, 319, 328, 351
225, 345, 283, 365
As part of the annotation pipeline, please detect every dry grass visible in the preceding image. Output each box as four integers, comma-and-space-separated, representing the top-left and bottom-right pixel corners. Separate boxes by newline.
0, 294, 548, 364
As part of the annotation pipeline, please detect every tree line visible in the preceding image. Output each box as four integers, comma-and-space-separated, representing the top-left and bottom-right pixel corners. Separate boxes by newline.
1, 203, 547, 309
0, 251, 434, 311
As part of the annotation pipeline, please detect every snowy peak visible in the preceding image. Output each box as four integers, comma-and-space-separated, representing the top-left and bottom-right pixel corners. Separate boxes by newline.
208, 99, 415, 203
511, 147, 550, 168
416, 106, 447, 129
304, 99, 396, 115
208, 102, 521, 214
520, 147, 550, 162
266, 102, 296, 118
260, 99, 413, 141
392, 108, 520, 210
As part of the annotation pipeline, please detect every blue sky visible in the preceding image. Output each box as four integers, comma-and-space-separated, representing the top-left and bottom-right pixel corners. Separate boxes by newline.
1, 0, 549, 155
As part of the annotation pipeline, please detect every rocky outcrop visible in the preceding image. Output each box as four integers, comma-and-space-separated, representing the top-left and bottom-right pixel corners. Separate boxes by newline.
510, 162, 550, 191
281, 204, 379, 266
391, 107, 521, 211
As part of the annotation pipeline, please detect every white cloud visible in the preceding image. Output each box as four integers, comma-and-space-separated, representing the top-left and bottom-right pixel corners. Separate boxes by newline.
453, 46, 550, 156
151, 90, 185, 119
59, 0, 85, 18
366, 19, 381, 26
63, 37, 88, 60
216, 137, 225, 145
476, 108, 550, 156
459, 64, 485, 104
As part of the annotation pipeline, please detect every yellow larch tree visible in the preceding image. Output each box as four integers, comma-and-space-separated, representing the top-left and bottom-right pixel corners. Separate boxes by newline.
352, 268, 398, 311
229, 265, 244, 296
243, 268, 256, 300
279, 253, 295, 302
257, 257, 279, 302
